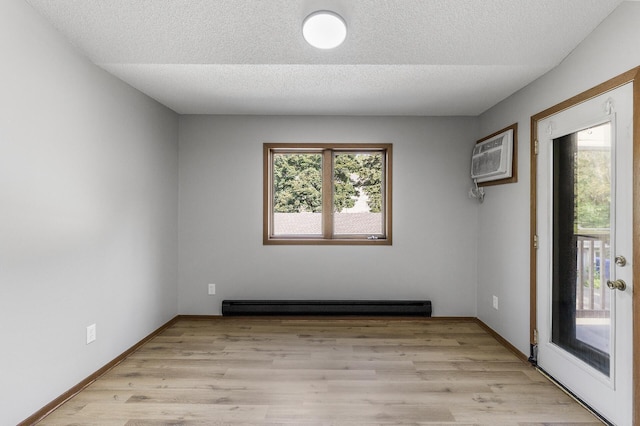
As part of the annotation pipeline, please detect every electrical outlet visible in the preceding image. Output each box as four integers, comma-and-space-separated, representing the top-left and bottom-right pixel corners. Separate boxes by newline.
492, 296, 499, 310
86, 324, 96, 344
208, 283, 216, 295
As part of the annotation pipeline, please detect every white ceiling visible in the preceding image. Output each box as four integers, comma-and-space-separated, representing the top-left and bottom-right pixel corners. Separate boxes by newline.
25, 0, 624, 116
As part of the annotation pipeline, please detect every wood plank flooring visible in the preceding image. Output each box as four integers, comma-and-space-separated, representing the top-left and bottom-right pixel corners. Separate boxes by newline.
38, 318, 602, 425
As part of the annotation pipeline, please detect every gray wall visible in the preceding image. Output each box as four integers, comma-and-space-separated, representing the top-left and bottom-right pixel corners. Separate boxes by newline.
0, 2, 179, 424
178, 116, 479, 315
476, 1, 640, 355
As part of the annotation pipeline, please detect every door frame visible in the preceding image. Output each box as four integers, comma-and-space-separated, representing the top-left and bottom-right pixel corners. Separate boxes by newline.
530, 66, 640, 424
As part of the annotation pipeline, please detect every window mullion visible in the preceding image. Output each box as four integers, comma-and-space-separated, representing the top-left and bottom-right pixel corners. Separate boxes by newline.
322, 149, 333, 239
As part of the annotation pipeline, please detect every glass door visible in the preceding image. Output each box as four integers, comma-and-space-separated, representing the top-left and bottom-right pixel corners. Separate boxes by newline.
536, 83, 633, 425
552, 123, 611, 376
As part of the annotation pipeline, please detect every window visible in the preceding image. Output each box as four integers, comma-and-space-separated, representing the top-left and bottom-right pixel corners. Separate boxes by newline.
264, 143, 392, 245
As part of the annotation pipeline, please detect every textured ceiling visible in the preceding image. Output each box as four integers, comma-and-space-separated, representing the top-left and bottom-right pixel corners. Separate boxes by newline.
25, 0, 624, 115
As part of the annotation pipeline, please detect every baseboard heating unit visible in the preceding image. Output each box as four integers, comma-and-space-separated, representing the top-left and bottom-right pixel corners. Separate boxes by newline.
221, 300, 432, 317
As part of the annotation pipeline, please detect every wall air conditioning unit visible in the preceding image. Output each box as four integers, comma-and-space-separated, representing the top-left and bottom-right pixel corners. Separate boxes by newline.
471, 128, 513, 183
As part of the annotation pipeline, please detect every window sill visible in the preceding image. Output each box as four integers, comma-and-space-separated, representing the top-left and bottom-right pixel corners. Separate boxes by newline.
263, 237, 392, 246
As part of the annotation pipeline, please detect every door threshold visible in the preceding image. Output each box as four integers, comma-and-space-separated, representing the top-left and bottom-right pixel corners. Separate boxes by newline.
536, 367, 611, 425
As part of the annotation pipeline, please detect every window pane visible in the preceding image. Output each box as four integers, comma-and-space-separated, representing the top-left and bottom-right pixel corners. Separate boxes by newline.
333, 152, 383, 235
272, 153, 322, 235
551, 122, 611, 376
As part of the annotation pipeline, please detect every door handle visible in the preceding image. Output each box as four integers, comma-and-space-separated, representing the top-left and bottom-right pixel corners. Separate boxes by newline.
607, 279, 626, 291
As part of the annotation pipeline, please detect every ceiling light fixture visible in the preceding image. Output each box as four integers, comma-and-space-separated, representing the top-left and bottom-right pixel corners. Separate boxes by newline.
302, 11, 347, 49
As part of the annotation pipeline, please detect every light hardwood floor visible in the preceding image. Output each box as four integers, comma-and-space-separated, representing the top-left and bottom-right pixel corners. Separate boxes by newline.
38, 318, 602, 425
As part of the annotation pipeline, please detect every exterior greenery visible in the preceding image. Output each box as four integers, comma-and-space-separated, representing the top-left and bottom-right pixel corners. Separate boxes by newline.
576, 149, 610, 230
273, 152, 383, 214
273, 153, 322, 213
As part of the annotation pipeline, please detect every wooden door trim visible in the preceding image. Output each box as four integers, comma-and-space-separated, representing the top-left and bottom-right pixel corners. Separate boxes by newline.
529, 66, 640, 425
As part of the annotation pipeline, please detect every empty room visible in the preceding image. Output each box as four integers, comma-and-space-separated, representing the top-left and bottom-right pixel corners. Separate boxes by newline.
2, 1, 639, 425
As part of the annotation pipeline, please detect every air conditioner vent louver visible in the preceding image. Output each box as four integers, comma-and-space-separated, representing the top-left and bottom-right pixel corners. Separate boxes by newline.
471, 129, 513, 183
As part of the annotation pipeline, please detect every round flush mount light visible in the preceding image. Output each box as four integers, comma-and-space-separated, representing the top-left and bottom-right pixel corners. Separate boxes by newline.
302, 11, 347, 49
